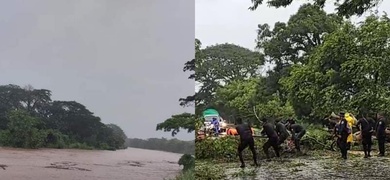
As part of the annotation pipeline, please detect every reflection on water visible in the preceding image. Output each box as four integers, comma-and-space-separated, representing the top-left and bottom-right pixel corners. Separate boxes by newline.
0, 147, 181, 180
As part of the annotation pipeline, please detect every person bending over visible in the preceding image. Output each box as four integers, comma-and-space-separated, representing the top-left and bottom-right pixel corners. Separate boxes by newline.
288, 123, 306, 153
261, 118, 280, 160
275, 120, 289, 147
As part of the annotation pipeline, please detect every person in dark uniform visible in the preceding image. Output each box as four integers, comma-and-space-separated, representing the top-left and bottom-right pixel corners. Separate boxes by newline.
337, 112, 350, 159
235, 118, 259, 168
261, 118, 280, 160
275, 119, 289, 147
357, 117, 374, 158
333, 119, 341, 150
375, 113, 387, 156
287, 123, 306, 152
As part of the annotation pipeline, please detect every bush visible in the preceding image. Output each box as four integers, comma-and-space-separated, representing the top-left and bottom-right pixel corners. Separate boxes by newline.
173, 169, 195, 180
196, 136, 266, 161
0, 110, 47, 148
196, 126, 331, 161
178, 154, 195, 171
195, 161, 227, 180
300, 124, 331, 150
68, 142, 94, 150
43, 129, 69, 149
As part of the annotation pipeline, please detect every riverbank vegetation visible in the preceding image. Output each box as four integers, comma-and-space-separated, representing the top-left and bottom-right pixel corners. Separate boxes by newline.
125, 138, 194, 155
0, 84, 127, 150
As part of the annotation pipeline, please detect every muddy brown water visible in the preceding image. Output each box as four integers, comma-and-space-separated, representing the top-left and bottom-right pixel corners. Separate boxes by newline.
0, 147, 182, 180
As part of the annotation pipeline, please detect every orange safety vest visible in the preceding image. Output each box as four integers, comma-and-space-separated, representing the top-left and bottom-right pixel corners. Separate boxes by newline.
226, 128, 254, 136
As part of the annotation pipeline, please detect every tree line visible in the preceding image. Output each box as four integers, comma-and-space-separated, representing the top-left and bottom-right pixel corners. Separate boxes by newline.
156, 1, 390, 137
0, 84, 127, 150
125, 137, 194, 155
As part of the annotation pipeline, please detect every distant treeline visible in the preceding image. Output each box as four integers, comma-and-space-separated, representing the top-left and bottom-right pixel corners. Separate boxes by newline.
125, 138, 194, 155
0, 84, 127, 150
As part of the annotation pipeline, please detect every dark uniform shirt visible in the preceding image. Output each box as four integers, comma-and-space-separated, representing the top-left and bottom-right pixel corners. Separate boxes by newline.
338, 119, 349, 135
275, 122, 289, 137
236, 124, 253, 140
357, 118, 373, 133
376, 118, 386, 138
290, 124, 304, 133
261, 123, 278, 138
334, 123, 340, 135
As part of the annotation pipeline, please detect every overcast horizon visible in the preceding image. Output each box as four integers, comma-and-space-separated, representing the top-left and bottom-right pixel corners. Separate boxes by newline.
0, 0, 195, 141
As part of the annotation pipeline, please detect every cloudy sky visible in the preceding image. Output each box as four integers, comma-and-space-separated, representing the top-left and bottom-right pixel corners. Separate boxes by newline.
195, 0, 390, 91
196, 0, 390, 50
0, 0, 195, 140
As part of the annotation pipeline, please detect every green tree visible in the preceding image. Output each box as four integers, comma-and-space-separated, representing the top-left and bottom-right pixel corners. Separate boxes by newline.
256, 4, 342, 105
0, 110, 46, 148
195, 42, 264, 109
281, 14, 390, 118
106, 123, 128, 149
178, 154, 195, 171
156, 113, 196, 137
0, 84, 126, 150
249, 0, 383, 18
125, 138, 194, 154
214, 78, 294, 123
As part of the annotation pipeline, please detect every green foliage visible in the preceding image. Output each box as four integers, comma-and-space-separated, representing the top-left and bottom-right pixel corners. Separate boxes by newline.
125, 138, 194, 155
178, 154, 195, 171
195, 136, 266, 160
156, 113, 196, 137
196, 127, 330, 161
0, 110, 46, 148
282, 15, 390, 118
68, 142, 94, 150
249, 0, 383, 18
195, 161, 227, 180
215, 78, 259, 119
253, 94, 295, 120
0, 84, 127, 150
43, 129, 69, 149
106, 123, 128, 149
173, 169, 195, 180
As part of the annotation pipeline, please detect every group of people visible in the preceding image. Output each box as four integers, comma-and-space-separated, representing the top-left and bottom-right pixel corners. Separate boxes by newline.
234, 112, 388, 168
235, 117, 306, 168
334, 112, 387, 159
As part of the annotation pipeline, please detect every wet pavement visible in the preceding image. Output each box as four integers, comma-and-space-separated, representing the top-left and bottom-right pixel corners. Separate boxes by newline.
0, 147, 181, 180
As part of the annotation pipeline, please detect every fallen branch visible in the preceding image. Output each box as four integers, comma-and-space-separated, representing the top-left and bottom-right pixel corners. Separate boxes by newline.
253, 106, 261, 124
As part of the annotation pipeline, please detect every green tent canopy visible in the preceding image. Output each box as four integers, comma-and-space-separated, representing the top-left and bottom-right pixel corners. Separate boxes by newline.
202, 109, 219, 118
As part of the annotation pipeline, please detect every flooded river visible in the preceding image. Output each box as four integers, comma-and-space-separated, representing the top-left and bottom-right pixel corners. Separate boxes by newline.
0, 147, 182, 180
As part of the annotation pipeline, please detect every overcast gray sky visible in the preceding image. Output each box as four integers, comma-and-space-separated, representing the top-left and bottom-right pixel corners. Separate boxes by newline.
196, 0, 390, 50
0, 0, 195, 140
195, 0, 390, 91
